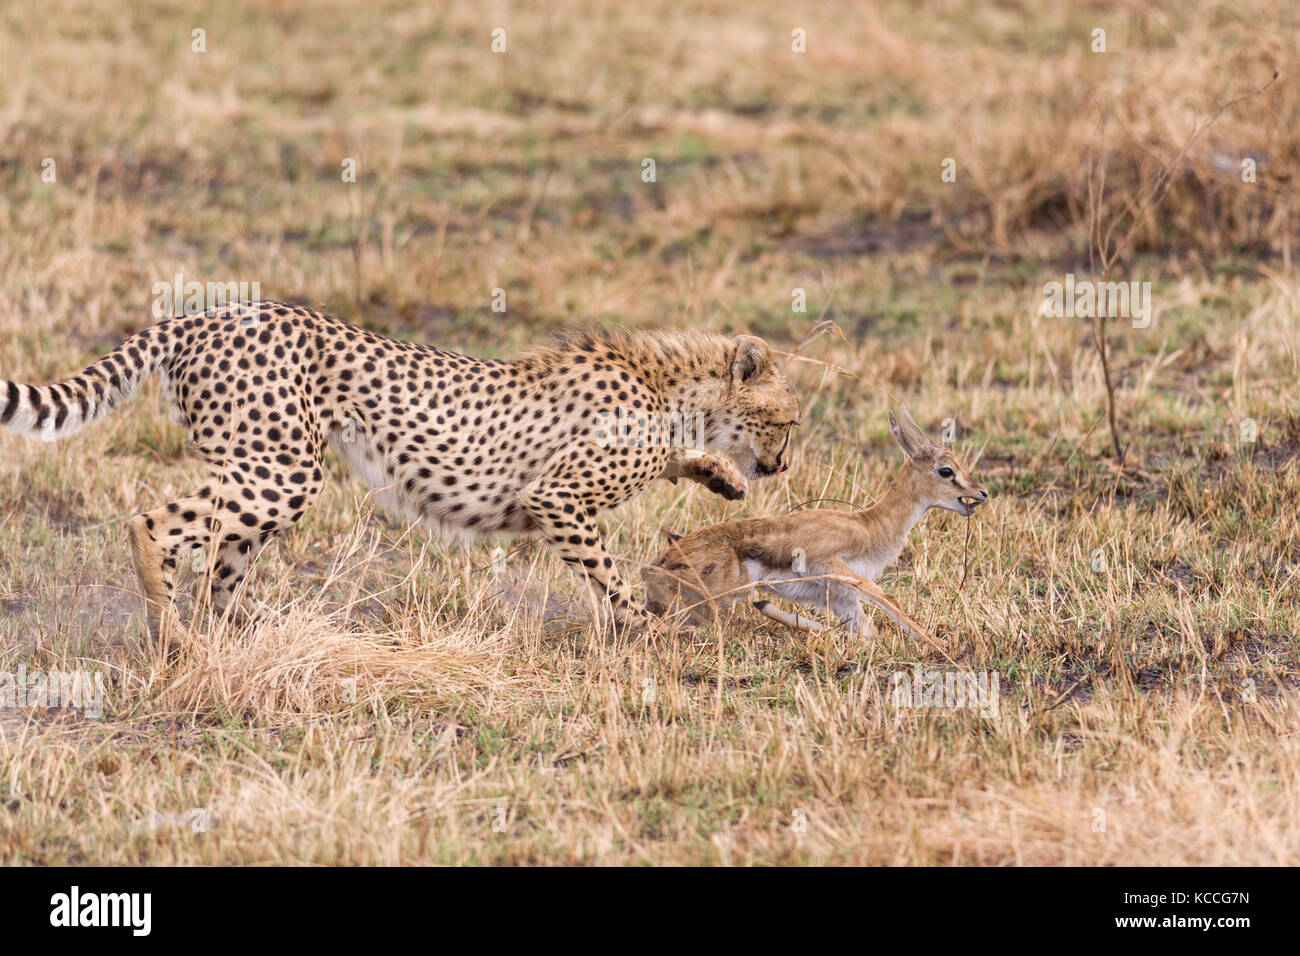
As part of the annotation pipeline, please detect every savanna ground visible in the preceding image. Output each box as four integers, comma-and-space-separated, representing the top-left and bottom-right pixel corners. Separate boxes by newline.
0, 0, 1297, 865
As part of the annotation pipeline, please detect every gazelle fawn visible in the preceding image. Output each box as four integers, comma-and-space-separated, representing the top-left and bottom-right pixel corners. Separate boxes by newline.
641, 408, 988, 639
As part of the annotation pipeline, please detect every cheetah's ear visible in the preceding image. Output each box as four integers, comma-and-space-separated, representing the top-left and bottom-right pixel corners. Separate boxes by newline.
731, 335, 771, 385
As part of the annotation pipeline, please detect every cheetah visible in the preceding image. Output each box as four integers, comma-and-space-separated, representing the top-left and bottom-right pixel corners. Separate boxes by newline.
0, 301, 800, 639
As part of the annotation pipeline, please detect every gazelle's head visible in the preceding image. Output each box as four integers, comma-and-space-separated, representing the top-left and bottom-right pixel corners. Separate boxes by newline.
889, 408, 988, 517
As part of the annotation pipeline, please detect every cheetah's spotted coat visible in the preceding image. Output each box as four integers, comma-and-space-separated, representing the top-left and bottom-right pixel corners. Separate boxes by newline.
0, 301, 800, 638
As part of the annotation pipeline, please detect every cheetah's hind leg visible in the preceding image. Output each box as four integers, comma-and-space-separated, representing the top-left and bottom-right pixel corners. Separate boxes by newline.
201, 534, 281, 633
127, 492, 220, 651
126, 483, 311, 648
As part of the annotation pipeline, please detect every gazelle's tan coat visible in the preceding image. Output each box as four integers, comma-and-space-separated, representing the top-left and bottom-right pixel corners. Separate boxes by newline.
642, 409, 988, 639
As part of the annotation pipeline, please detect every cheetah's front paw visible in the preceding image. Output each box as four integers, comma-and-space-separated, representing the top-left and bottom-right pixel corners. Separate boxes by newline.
691, 454, 748, 501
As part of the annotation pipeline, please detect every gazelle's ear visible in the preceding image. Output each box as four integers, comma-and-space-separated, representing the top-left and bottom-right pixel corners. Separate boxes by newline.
889, 408, 925, 459
900, 406, 932, 451
888, 410, 911, 457
731, 335, 771, 385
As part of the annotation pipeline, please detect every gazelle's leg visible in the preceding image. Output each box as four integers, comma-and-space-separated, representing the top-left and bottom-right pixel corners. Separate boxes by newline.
753, 599, 829, 634
658, 449, 747, 500
825, 557, 934, 642
827, 583, 867, 635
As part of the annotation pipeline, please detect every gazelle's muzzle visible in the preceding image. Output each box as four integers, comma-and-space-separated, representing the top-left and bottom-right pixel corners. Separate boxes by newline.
957, 487, 989, 516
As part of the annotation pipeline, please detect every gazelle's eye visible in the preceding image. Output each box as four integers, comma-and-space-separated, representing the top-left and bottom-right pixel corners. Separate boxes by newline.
938, 466, 955, 478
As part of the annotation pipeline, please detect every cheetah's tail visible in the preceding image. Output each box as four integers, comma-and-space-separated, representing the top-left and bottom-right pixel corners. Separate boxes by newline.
0, 321, 175, 442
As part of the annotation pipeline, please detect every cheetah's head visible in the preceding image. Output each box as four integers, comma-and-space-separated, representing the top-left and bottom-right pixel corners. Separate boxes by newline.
707, 335, 801, 479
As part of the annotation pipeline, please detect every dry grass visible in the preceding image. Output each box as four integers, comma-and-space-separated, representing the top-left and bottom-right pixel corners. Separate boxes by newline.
0, 0, 1298, 865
